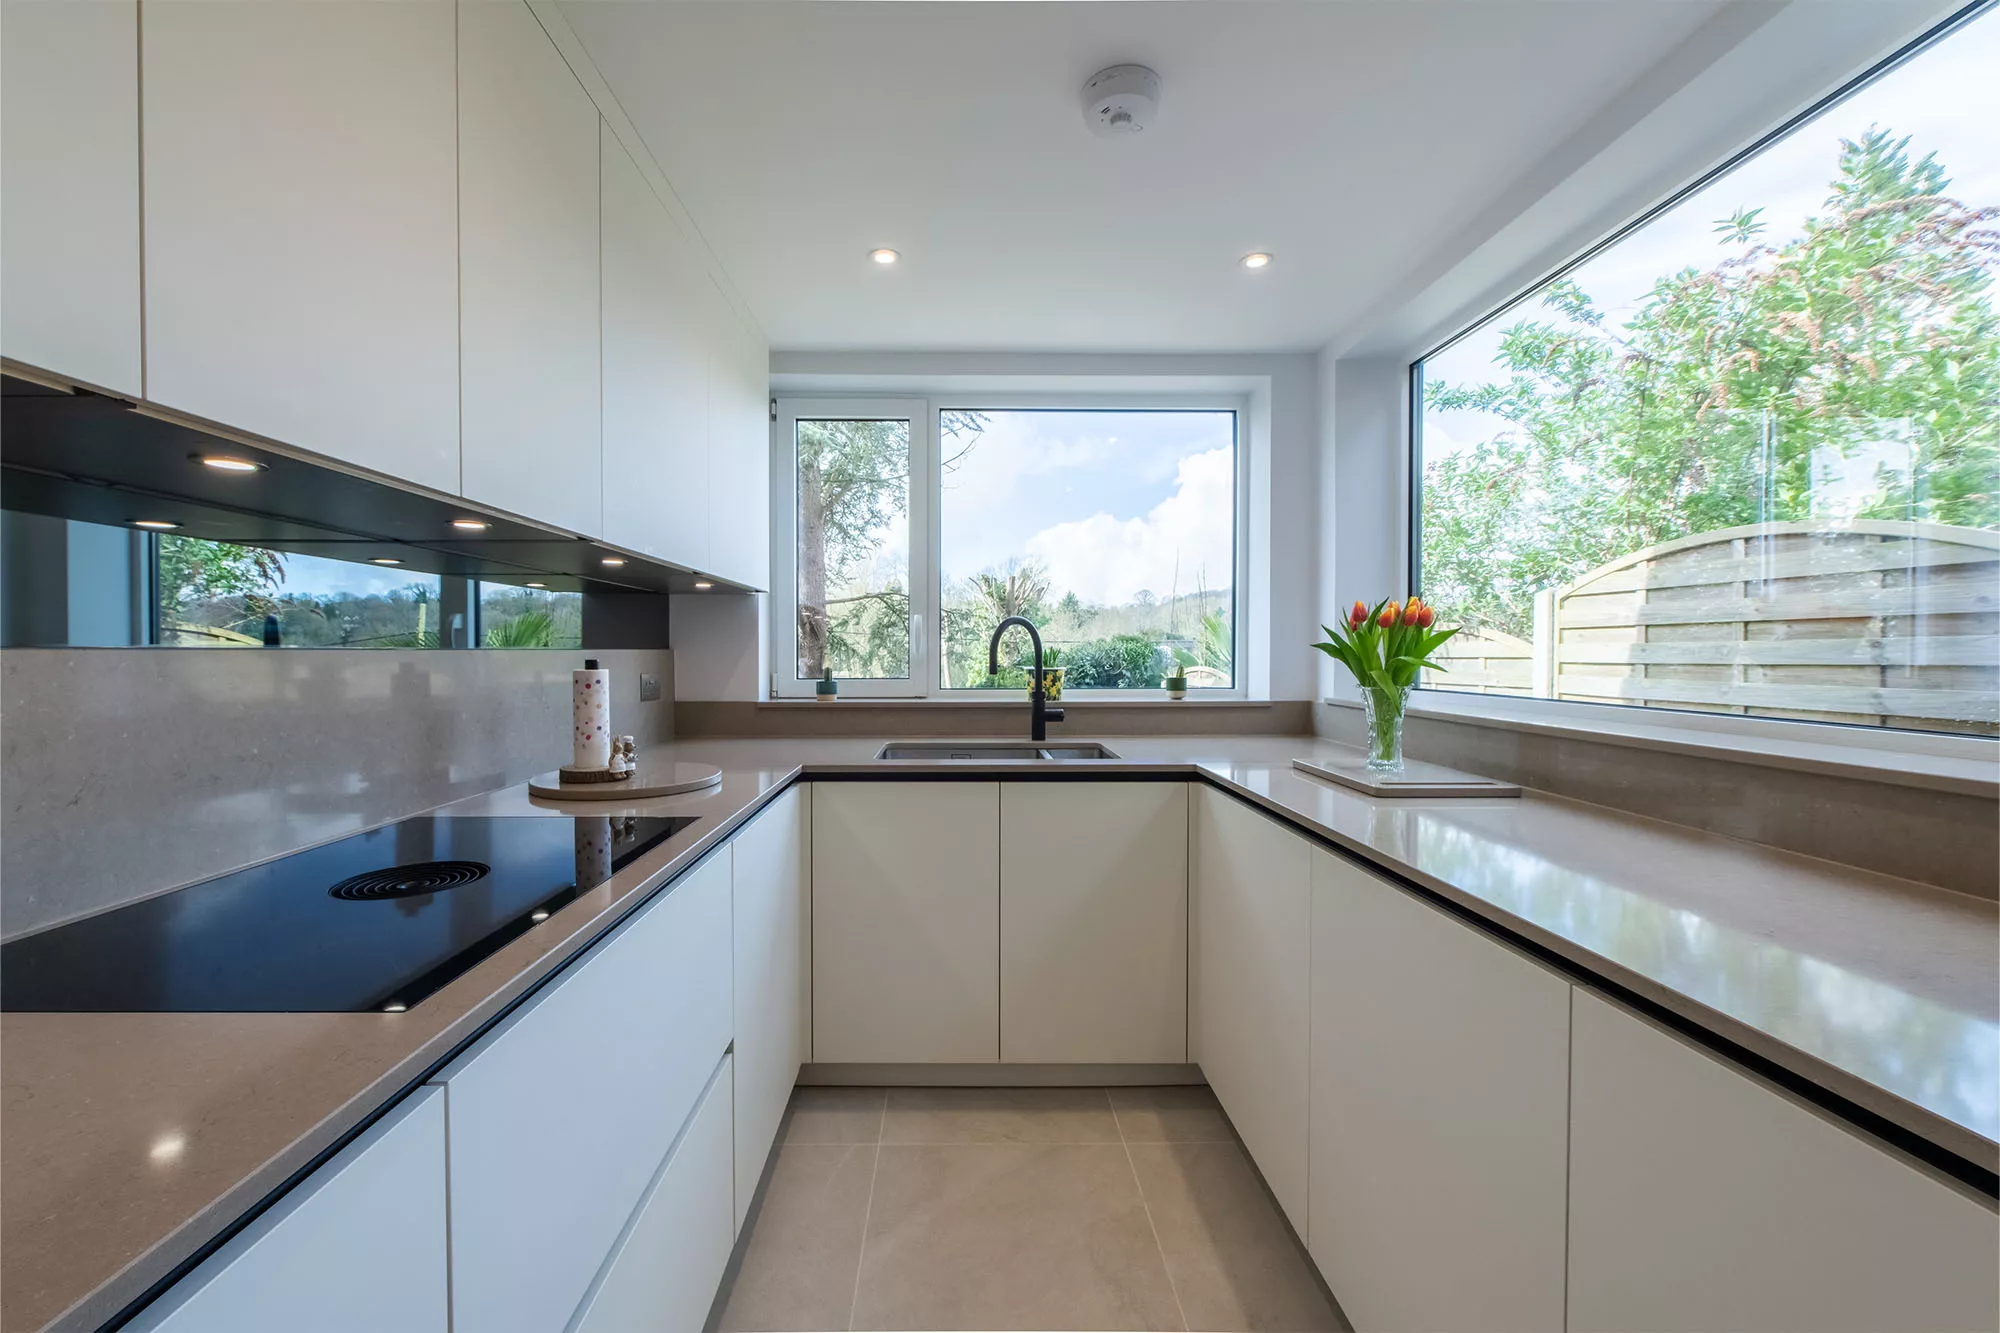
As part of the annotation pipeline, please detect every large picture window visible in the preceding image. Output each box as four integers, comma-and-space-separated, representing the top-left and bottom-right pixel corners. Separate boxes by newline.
776, 399, 1242, 697
1414, 10, 1999, 737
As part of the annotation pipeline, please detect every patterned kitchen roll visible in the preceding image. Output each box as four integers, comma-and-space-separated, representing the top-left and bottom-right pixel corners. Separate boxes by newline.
573, 664, 610, 769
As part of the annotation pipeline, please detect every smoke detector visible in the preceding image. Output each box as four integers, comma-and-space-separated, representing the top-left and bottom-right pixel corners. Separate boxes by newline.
1082, 64, 1161, 138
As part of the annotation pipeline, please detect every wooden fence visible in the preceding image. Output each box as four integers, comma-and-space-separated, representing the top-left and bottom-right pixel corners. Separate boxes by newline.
1424, 521, 1999, 733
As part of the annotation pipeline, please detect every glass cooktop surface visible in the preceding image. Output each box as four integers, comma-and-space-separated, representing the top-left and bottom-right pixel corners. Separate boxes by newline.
0, 815, 694, 1013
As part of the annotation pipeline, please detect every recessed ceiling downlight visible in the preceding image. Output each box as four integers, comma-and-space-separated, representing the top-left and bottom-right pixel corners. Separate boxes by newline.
451, 518, 490, 531
600, 556, 626, 567
372, 557, 402, 566
1241, 252, 1273, 270
870, 248, 900, 265
1083, 64, 1161, 138
133, 519, 180, 530
197, 454, 262, 473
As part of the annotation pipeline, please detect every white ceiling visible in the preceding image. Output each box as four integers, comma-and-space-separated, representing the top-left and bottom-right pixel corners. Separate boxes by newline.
562, 0, 1731, 353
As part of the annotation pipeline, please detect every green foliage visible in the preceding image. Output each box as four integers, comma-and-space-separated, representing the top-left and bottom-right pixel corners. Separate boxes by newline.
484, 609, 557, 648
1423, 129, 2000, 638
156, 535, 285, 626
1064, 634, 1166, 689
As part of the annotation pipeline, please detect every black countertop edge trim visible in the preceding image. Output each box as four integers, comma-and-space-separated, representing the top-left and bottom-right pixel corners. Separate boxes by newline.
91, 801, 777, 1333
88, 763, 1995, 1330
1187, 777, 2000, 1202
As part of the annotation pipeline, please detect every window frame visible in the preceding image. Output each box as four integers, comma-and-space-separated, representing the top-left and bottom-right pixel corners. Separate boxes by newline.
1403, 3, 2000, 754
771, 391, 1250, 700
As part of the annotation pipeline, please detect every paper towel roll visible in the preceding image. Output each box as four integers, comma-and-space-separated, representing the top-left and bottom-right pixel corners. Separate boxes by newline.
573, 661, 610, 769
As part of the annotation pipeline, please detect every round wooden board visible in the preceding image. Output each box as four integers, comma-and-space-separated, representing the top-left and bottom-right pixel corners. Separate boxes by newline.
527, 761, 724, 801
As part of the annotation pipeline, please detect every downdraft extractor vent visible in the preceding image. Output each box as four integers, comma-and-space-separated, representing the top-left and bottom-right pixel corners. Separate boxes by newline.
329, 861, 490, 902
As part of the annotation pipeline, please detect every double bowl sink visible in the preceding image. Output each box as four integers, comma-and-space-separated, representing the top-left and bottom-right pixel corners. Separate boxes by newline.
875, 741, 1121, 762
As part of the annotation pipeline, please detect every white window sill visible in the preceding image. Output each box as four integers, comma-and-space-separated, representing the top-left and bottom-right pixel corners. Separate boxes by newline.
1320, 692, 1998, 799
760, 697, 1286, 709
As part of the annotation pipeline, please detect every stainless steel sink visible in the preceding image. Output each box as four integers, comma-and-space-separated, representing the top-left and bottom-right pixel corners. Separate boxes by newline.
875, 741, 1120, 761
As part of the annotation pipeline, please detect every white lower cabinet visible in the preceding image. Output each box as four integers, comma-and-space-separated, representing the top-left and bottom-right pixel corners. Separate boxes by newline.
1000, 782, 1187, 1063
813, 782, 1000, 1063
434, 853, 732, 1333
1568, 989, 2000, 1333
731, 786, 809, 1228
1191, 784, 1311, 1230
127, 1087, 447, 1333
1307, 849, 1570, 1333
570, 1055, 736, 1333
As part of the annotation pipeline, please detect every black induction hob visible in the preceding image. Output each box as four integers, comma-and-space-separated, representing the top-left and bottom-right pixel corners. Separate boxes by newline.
0, 815, 695, 1014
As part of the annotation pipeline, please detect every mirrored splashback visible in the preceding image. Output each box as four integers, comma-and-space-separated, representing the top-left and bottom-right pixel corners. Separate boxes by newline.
1, 374, 696, 649
1, 510, 594, 648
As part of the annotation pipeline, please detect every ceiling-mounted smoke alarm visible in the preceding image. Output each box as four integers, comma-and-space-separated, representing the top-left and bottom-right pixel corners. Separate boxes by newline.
1082, 64, 1160, 138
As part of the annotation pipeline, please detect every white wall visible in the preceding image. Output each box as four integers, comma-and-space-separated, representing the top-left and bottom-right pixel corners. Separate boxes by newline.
669, 350, 1320, 702
1314, 353, 1405, 707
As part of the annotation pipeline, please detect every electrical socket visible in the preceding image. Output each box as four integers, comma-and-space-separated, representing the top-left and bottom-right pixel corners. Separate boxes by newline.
638, 672, 662, 702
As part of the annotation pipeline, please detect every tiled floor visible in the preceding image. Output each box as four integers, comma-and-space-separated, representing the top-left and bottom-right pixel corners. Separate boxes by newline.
711, 1085, 1347, 1332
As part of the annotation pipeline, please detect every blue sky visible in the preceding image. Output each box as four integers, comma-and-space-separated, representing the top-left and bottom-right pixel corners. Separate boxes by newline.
939, 409, 1237, 605
1423, 8, 2000, 460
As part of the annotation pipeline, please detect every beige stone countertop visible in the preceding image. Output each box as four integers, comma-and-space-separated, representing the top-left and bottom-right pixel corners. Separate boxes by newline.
5, 735, 1996, 1331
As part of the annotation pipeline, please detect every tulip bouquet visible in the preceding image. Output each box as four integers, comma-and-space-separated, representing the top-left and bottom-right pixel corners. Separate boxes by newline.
1313, 596, 1458, 772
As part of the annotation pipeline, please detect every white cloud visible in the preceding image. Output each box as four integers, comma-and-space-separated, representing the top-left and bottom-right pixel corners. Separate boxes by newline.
1025, 447, 1234, 605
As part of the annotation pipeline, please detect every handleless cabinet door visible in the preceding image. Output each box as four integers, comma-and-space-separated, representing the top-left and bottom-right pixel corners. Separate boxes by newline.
436, 854, 732, 1333
459, 0, 601, 535
731, 786, 808, 1229
142, 0, 458, 491
1190, 784, 1311, 1230
601, 125, 710, 570
1001, 781, 1187, 1063
126, 1087, 447, 1333
1307, 848, 1570, 1333
1, 0, 141, 394
1569, 990, 2000, 1333
571, 1055, 736, 1333
813, 781, 999, 1063
706, 302, 770, 589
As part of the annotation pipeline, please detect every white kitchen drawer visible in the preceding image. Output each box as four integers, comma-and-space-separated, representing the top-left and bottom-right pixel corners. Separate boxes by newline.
434, 851, 732, 1333
570, 1053, 736, 1333
127, 1087, 447, 1333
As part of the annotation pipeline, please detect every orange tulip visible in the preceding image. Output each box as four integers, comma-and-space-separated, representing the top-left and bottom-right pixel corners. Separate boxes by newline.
1405, 595, 1423, 621
1348, 600, 1367, 629
1379, 602, 1400, 629
1416, 605, 1436, 629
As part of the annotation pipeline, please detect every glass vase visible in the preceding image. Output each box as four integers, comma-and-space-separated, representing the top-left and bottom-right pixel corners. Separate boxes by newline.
1361, 685, 1413, 773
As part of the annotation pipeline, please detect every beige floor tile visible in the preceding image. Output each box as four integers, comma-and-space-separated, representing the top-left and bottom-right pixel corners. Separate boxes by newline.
1110, 1085, 1235, 1143
1127, 1141, 1346, 1333
715, 1142, 877, 1332
853, 1143, 1185, 1331
881, 1086, 1121, 1144
782, 1085, 887, 1144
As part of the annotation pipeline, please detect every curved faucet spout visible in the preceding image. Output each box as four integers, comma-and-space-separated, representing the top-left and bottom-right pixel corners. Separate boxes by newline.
987, 615, 1064, 743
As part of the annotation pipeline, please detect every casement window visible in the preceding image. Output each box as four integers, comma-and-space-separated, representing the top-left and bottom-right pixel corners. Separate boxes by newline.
773, 399, 1244, 698
1412, 8, 1999, 738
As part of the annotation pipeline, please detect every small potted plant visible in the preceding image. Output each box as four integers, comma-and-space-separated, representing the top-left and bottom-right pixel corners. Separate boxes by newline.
815, 666, 839, 702
1038, 645, 1065, 702
1164, 650, 1190, 701
1312, 597, 1457, 772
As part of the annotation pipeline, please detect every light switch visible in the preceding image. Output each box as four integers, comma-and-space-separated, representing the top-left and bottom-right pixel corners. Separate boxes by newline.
638, 672, 662, 702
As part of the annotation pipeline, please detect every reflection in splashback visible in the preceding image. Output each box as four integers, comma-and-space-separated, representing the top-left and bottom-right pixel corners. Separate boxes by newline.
1, 510, 593, 650
0, 646, 673, 939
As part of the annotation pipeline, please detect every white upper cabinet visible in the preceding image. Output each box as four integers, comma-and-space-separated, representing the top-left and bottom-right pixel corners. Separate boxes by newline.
1191, 785, 1312, 1231
707, 291, 771, 589
458, 0, 602, 534
126, 1087, 448, 1333
730, 786, 808, 1229
813, 782, 1000, 1063
601, 125, 711, 569
142, 0, 459, 492
1, 0, 142, 395
1308, 848, 1571, 1333
1569, 989, 2000, 1333
1000, 782, 1187, 1064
